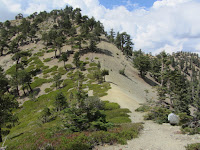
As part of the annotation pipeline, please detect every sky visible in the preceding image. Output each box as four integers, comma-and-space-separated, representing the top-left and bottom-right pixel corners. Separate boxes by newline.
0, 0, 200, 55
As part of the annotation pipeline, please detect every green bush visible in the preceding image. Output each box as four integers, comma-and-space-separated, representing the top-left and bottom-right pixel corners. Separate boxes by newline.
135, 105, 151, 112
44, 58, 52, 62
178, 113, 193, 125
105, 108, 131, 124
119, 68, 125, 76
6, 64, 16, 75
43, 66, 58, 75
58, 67, 67, 75
31, 78, 53, 89
65, 64, 73, 70
45, 88, 53, 93
89, 62, 97, 67
34, 51, 45, 57
104, 101, 120, 110
46, 49, 55, 53
186, 143, 200, 150
144, 107, 171, 124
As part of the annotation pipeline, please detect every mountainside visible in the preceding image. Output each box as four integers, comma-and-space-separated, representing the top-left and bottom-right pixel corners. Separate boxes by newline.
0, 6, 200, 150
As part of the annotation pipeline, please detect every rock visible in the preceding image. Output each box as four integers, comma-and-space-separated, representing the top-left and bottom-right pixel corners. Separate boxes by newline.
168, 113, 179, 125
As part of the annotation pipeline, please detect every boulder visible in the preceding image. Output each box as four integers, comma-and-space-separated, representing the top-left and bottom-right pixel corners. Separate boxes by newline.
168, 113, 179, 125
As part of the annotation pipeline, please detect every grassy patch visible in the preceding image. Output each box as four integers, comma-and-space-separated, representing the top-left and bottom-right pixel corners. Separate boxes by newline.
89, 62, 98, 67
43, 58, 52, 62
34, 51, 45, 57
6, 64, 16, 75
31, 78, 53, 89
58, 67, 67, 75
45, 88, 54, 93
104, 101, 120, 110
43, 66, 58, 75
46, 49, 55, 53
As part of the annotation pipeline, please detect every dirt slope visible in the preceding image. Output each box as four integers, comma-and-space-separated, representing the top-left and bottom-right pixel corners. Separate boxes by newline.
86, 39, 200, 150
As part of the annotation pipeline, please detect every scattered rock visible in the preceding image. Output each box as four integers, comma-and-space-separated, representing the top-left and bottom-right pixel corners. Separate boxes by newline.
168, 113, 179, 125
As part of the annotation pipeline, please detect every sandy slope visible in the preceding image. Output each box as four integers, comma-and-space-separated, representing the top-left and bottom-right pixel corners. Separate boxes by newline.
95, 84, 200, 150
88, 39, 200, 150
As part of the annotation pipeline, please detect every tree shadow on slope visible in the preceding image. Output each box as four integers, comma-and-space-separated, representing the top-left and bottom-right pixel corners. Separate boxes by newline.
80, 48, 113, 57
142, 76, 158, 87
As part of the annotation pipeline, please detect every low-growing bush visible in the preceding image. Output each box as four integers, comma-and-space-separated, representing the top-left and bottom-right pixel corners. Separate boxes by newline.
65, 64, 73, 70
44, 58, 52, 62
43, 66, 58, 75
144, 107, 171, 124
119, 68, 125, 76
58, 67, 67, 75
104, 101, 120, 110
45, 88, 53, 93
186, 143, 200, 150
135, 104, 151, 112
31, 78, 53, 89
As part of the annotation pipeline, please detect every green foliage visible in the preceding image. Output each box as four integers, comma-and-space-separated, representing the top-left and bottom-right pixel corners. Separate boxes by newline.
43, 66, 58, 75
181, 127, 200, 135
39, 107, 51, 123
55, 92, 67, 111
89, 62, 98, 67
65, 64, 73, 70
105, 109, 131, 124
186, 143, 200, 150
135, 105, 151, 112
31, 78, 53, 89
178, 113, 193, 125
58, 67, 67, 75
104, 101, 120, 110
45, 88, 53, 93
119, 68, 125, 76
43, 58, 52, 62
6, 64, 16, 75
46, 49, 55, 53
33, 51, 45, 57
133, 53, 150, 77
144, 107, 171, 124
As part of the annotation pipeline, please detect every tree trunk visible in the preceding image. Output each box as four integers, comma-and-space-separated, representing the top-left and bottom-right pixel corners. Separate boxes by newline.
16, 85, 20, 96
28, 83, 33, 92
22, 86, 26, 96
55, 50, 57, 58
0, 127, 2, 143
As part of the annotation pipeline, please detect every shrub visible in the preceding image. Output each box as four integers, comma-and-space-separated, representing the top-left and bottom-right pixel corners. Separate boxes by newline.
178, 113, 193, 125
46, 49, 55, 53
135, 105, 151, 112
31, 78, 53, 89
104, 101, 120, 110
89, 62, 97, 67
58, 67, 67, 75
144, 107, 171, 124
44, 58, 52, 62
186, 143, 200, 150
6, 64, 16, 75
43, 66, 58, 75
105, 108, 131, 124
34, 51, 45, 57
119, 68, 125, 76
65, 64, 73, 70
45, 88, 53, 93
